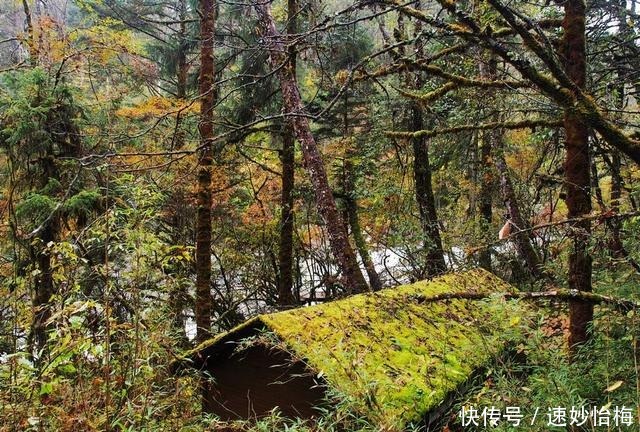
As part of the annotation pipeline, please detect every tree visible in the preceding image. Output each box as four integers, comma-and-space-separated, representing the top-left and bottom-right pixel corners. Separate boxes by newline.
195, 0, 216, 344
392, 6, 446, 278
342, 102, 383, 291
277, 0, 298, 306
253, 0, 369, 295
0, 67, 100, 356
374, 0, 635, 350
477, 56, 496, 272
563, 0, 593, 352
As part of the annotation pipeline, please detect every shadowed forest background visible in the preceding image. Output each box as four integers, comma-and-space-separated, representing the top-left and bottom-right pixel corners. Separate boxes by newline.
0, 0, 639, 429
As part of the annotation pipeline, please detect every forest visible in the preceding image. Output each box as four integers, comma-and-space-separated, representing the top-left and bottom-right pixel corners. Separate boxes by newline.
0, 0, 639, 429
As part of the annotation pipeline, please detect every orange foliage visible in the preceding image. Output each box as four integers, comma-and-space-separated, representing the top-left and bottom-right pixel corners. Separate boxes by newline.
505, 129, 537, 178
116, 97, 198, 120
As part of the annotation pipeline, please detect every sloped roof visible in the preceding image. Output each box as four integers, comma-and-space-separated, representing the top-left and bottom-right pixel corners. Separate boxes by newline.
178, 269, 528, 429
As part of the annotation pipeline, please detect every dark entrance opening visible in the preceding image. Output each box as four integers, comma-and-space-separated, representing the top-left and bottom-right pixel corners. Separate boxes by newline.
204, 343, 327, 420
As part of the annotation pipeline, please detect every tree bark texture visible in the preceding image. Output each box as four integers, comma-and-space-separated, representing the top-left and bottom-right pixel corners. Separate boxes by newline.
563, 0, 593, 352
195, 0, 216, 344
277, 0, 297, 306
411, 106, 446, 277
254, 1, 369, 294
278, 122, 297, 305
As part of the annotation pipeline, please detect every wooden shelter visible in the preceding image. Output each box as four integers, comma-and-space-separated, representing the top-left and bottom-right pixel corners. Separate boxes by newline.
173, 269, 528, 429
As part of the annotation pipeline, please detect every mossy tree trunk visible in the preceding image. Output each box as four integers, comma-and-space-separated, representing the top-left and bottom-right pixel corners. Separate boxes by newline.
27, 106, 83, 358
278, 123, 297, 305
411, 106, 446, 278
254, 1, 369, 294
342, 143, 383, 291
477, 56, 498, 272
563, 0, 593, 353
196, 0, 217, 412
277, 0, 297, 307
345, 190, 382, 291
195, 0, 216, 344
404, 5, 446, 278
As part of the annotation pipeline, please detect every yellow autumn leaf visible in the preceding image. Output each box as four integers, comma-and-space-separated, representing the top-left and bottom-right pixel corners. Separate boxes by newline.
605, 380, 623, 393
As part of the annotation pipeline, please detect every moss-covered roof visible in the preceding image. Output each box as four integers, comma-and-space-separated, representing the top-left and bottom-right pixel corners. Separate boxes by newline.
180, 269, 528, 429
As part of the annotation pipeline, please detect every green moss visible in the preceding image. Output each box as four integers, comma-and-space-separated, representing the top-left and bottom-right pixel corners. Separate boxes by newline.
64, 190, 101, 217
178, 317, 263, 363
15, 192, 57, 226
185, 269, 530, 429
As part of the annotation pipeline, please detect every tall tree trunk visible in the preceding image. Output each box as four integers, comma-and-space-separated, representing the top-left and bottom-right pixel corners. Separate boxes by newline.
344, 150, 383, 291
345, 201, 382, 291
478, 130, 493, 271
29, 117, 77, 358
405, 3, 446, 278
411, 106, 447, 277
563, 0, 593, 352
607, 0, 630, 261
277, 0, 297, 306
254, 1, 369, 294
195, 0, 215, 344
477, 58, 497, 272
341, 90, 382, 291
22, 0, 50, 355
196, 0, 216, 412
278, 124, 297, 305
